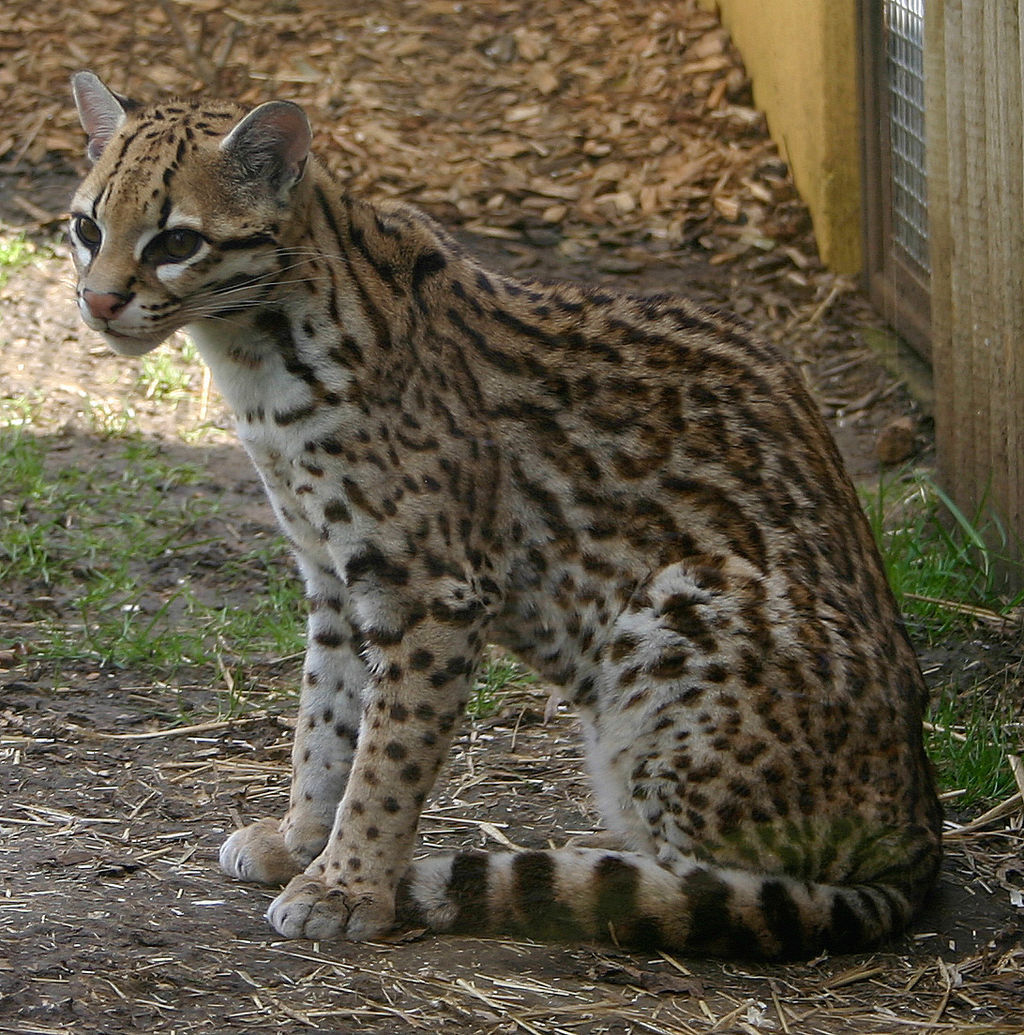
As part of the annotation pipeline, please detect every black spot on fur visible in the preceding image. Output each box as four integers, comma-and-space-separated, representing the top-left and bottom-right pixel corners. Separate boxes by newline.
345, 543, 410, 586
323, 498, 351, 523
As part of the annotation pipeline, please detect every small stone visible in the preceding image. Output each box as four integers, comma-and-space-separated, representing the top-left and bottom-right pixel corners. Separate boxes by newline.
875, 416, 917, 465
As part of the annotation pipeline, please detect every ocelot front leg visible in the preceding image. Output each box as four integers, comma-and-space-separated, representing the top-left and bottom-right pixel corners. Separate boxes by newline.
265, 583, 487, 942
220, 567, 368, 885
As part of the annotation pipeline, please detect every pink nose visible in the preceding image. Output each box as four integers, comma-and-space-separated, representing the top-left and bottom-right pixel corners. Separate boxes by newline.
82, 288, 131, 321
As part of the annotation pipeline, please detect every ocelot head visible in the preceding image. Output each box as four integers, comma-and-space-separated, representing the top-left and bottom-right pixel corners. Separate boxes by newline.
69, 71, 313, 356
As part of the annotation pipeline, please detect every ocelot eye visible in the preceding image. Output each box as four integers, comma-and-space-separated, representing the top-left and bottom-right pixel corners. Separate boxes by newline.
73, 215, 102, 250
144, 227, 204, 264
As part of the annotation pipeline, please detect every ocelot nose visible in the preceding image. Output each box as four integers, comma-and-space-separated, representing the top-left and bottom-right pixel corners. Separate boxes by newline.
82, 288, 132, 321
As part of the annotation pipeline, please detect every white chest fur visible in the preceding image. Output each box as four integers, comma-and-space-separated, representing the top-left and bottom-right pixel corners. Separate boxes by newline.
188, 323, 295, 421
187, 318, 351, 443
186, 317, 359, 556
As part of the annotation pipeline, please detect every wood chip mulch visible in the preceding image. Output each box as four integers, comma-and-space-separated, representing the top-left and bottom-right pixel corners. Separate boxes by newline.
4, 0, 803, 265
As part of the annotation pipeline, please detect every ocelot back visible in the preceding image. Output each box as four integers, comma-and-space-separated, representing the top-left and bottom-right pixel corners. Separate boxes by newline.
69, 71, 941, 958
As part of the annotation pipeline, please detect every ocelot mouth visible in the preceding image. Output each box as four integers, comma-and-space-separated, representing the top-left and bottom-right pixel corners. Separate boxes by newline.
100, 326, 166, 357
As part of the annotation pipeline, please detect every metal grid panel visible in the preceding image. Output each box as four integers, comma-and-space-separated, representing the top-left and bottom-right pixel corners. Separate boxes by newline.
886, 0, 929, 278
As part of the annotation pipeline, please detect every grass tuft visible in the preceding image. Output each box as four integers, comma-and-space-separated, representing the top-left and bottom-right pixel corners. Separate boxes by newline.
864, 468, 1023, 808
469, 655, 538, 719
926, 681, 1020, 809
138, 337, 202, 402
0, 232, 51, 287
863, 469, 1024, 641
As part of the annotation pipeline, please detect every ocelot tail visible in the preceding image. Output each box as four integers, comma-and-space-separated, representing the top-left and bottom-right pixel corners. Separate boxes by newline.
69, 70, 941, 958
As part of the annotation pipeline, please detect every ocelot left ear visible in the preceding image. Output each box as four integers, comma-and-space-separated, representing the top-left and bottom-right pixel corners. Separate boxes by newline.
71, 71, 135, 163
221, 101, 312, 199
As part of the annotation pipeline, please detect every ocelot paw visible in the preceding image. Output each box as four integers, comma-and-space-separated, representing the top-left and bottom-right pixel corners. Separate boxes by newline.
266, 873, 395, 941
219, 818, 304, 886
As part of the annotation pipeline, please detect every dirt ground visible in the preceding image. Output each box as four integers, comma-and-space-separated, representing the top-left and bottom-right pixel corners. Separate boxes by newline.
2, 1, 1023, 1032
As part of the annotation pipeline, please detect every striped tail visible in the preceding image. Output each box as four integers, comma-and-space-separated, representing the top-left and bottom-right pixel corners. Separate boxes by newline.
395, 847, 925, 960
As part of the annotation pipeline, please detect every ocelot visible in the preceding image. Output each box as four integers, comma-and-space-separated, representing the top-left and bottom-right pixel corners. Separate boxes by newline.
68, 70, 941, 958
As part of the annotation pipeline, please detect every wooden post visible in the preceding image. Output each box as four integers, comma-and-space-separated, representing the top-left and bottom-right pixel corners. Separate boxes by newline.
926, 0, 1024, 585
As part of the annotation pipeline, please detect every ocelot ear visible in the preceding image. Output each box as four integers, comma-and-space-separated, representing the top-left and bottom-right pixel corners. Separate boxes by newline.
220, 101, 312, 198
71, 71, 133, 163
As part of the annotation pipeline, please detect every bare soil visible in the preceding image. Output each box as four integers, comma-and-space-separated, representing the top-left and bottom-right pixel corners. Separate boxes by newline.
1, 1, 1022, 1031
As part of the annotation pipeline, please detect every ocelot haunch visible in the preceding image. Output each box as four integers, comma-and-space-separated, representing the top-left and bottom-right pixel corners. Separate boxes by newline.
68, 70, 941, 958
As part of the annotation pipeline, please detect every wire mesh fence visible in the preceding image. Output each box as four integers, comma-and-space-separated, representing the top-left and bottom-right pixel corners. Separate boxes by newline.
885, 0, 929, 281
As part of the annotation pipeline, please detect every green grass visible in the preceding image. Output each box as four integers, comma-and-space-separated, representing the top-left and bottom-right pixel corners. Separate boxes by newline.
863, 469, 1024, 639
863, 468, 1023, 809
927, 682, 1021, 809
468, 654, 538, 718
0, 402, 304, 678
138, 337, 202, 402
0, 232, 51, 287
207, 542, 312, 660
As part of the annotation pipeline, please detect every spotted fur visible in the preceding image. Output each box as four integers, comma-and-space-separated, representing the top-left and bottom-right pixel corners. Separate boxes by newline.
69, 72, 941, 958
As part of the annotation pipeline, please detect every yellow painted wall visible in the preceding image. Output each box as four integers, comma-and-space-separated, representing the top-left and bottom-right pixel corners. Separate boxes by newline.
701, 0, 862, 273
